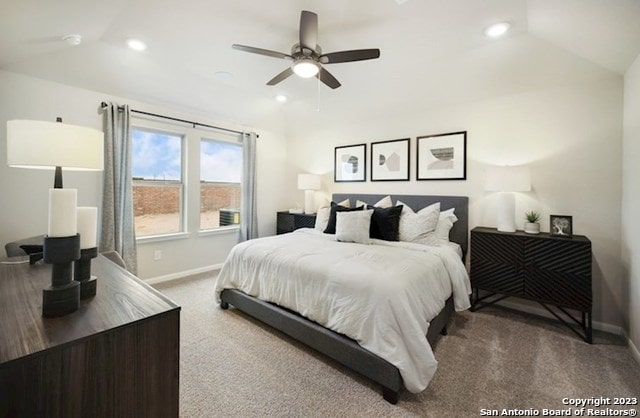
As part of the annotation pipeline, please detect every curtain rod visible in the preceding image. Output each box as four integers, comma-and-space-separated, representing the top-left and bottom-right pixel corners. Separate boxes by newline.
100, 101, 257, 138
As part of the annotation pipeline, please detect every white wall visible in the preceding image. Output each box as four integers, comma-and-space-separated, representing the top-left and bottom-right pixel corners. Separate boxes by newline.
0, 70, 289, 279
286, 75, 624, 329
623, 54, 640, 358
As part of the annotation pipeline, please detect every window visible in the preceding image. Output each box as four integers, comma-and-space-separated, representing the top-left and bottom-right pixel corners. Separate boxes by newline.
200, 138, 243, 230
131, 128, 183, 237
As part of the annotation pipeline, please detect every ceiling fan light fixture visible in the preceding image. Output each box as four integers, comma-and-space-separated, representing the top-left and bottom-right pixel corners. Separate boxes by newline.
485, 22, 511, 38
293, 59, 319, 78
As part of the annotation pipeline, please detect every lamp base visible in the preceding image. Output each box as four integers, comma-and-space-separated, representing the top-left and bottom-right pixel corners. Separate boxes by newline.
79, 276, 98, 299
304, 189, 315, 214
43, 234, 81, 317
74, 247, 98, 299
42, 281, 80, 317
496, 192, 516, 233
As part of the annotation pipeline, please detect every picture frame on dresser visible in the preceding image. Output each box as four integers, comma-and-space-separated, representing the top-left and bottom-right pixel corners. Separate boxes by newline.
370, 138, 410, 181
334, 144, 366, 182
550, 215, 573, 238
416, 131, 467, 181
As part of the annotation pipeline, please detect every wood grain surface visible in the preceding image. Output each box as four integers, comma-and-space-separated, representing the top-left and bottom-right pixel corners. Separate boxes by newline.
0, 255, 181, 417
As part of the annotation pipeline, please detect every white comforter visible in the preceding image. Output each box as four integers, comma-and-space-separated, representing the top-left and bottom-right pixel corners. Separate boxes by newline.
214, 229, 471, 393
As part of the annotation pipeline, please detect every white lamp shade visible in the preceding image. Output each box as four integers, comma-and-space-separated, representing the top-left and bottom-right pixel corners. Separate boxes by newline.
485, 166, 531, 192
7, 120, 104, 171
297, 174, 321, 191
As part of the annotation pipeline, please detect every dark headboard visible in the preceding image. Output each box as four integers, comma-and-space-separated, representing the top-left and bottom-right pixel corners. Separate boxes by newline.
332, 193, 469, 259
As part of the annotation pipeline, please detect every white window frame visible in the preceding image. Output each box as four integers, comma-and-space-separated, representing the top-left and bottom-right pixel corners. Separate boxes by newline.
131, 124, 187, 241
199, 135, 243, 233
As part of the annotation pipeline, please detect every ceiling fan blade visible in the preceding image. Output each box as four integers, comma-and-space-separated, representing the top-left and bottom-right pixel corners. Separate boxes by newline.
232, 44, 292, 60
299, 10, 318, 52
267, 67, 294, 86
319, 49, 381, 64
316, 67, 341, 89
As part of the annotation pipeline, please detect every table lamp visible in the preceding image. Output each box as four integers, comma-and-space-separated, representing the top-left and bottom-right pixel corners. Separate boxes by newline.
485, 166, 531, 232
297, 174, 321, 214
6, 118, 104, 316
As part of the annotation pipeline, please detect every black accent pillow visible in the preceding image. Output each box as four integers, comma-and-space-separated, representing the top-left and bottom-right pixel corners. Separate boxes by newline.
368, 205, 403, 241
323, 202, 364, 234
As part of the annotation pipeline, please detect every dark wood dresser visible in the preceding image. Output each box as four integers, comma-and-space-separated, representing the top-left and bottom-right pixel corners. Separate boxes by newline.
470, 227, 592, 342
0, 255, 180, 417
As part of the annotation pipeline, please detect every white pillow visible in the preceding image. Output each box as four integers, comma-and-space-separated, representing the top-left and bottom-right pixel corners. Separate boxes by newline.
355, 195, 392, 209
320, 198, 349, 208
412, 208, 458, 246
315, 199, 350, 231
396, 201, 440, 242
335, 209, 374, 244
435, 208, 458, 240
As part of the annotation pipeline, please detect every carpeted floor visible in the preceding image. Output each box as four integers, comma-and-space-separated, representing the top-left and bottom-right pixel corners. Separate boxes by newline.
154, 272, 640, 418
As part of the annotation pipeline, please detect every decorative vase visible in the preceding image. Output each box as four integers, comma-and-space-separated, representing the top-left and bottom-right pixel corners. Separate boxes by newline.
524, 222, 540, 234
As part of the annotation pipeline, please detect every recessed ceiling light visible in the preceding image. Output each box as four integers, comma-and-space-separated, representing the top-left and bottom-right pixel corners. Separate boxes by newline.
62, 34, 82, 46
275, 95, 288, 103
485, 22, 511, 38
127, 38, 147, 51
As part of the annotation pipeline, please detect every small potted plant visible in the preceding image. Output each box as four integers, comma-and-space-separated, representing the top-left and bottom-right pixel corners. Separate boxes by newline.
524, 210, 541, 234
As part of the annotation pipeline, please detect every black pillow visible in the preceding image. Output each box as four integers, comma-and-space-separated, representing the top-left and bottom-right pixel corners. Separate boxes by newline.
323, 202, 364, 234
368, 205, 403, 241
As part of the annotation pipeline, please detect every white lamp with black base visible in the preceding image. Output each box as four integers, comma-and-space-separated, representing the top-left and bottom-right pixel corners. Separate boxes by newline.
6, 118, 104, 316
297, 173, 321, 214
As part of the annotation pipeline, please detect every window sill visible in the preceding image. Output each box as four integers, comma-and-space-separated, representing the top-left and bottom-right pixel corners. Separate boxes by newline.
198, 226, 240, 237
136, 232, 190, 244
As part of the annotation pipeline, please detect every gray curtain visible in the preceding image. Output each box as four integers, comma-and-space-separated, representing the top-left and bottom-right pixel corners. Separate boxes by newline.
99, 103, 138, 273
240, 132, 258, 241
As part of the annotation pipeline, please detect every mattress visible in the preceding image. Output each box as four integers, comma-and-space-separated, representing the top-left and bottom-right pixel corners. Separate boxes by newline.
214, 229, 471, 393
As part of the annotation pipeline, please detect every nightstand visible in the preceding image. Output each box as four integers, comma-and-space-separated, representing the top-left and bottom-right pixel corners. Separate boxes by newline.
277, 211, 317, 234
470, 227, 592, 343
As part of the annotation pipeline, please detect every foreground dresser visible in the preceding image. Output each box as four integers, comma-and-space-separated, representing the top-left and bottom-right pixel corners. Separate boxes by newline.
0, 255, 180, 417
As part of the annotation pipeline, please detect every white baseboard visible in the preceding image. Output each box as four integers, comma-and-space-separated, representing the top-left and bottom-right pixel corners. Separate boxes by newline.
144, 263, 223, 285
623, 329, 640, 366
494, 299, 622, 335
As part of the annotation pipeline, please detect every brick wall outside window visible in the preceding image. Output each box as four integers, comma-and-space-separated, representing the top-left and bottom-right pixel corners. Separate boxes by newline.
132, 182, 240, 216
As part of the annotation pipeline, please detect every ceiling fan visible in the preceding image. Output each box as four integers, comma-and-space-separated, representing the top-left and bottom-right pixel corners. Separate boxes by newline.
232, 10, 380, 89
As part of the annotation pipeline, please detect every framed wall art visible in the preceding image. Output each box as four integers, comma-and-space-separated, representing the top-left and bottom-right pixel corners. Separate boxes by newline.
334, 143, 366, 182
371, 138, 410, 181
550, 215, 573, 238
416, 131, 467, 180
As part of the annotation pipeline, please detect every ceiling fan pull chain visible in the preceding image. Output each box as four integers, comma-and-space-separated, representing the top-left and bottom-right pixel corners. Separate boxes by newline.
317, 76, 321, 112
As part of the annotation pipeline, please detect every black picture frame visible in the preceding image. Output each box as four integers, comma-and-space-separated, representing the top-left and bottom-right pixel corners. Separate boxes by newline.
550, 215, 573, 238
370, 138, 410, 181
416, 131, 467, 180
334, 144, 367, 182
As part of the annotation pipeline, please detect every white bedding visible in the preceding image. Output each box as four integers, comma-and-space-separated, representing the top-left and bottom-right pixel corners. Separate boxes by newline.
214, 229, 471, 393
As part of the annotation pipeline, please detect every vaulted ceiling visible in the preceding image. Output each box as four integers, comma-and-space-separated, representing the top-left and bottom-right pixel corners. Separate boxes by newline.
2, 0, 640, 132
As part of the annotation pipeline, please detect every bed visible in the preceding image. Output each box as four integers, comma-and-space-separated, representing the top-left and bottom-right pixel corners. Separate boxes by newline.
216, 194, 469, 403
